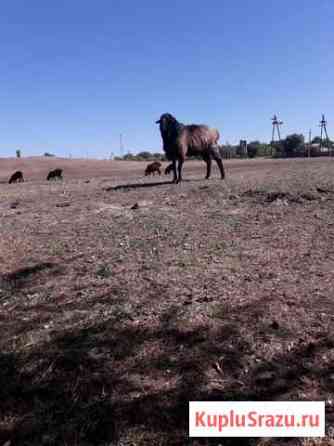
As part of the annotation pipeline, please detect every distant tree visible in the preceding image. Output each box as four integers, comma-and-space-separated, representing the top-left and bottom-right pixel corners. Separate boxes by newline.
282, 134, 305, 157
271, 142, 284, 158
136, 151, 152, 160
254, 142, 271, 157
123, 153, 136, 161
247, 141, 259, 158
44, 152, 55, 157
16, 149, 21, 158
312, 136, 332, 147
118, 151, 167, 161
311, 136, 322, 145
246, 141, 272, 158
152, 152, 166, 161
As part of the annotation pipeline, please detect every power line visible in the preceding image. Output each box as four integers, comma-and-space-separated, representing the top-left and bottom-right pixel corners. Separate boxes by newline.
271, 114, 283, 142
319, 114, 331, 155
271, 114, 283, 156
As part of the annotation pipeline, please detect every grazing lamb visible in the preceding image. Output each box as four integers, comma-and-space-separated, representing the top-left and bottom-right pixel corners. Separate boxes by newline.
164, 163, 173, 175
8, 171, 24, 184
47, 168, 63, 181
156, 113, 225, 183
145, 161, 162, 176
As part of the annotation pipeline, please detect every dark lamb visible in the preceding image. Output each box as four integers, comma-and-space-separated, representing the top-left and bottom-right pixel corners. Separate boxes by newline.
145, 161, 162, 176
8, 171, 24, 184
47, 169, 63, 181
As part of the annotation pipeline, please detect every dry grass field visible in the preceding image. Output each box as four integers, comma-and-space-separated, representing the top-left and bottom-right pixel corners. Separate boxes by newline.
1, 156, 334, 446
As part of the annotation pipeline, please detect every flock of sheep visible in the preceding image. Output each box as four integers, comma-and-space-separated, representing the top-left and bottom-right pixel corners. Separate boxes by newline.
7, 113, 226, 185
144, 161, 173, 176
8, 168, 63, 184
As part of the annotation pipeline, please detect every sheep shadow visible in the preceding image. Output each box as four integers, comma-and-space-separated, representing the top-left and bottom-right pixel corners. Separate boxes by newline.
106, 178, 215, 192
106, 180, 179, 191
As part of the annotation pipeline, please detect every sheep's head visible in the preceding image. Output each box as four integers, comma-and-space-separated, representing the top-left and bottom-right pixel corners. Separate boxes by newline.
156, 113, 177, 128
155, 113, 183, 145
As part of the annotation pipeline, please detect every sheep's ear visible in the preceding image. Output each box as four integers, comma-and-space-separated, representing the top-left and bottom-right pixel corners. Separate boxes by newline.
155, 119, 161, 124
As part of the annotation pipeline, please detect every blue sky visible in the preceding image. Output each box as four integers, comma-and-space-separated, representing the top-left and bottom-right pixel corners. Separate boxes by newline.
0, 0, 333, 158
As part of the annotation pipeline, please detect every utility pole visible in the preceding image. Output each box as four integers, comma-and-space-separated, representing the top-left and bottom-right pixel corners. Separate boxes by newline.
319, 114, 331, 155
308, 129, 312, 158
271, 114, 283, 156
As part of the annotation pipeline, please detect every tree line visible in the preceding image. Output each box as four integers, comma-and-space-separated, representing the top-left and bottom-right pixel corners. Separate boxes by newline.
13, 135, 332, 160
113, 134, 333, 161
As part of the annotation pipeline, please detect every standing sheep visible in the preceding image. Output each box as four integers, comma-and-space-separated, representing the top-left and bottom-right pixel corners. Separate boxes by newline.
156, 113, 225, 183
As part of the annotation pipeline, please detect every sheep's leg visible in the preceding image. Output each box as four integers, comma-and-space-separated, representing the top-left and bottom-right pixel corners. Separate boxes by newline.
216, 158, 225, 179
172, 160, 178, 183
210, 145, 225, 179
176, 159, 184, 184
201, 152, 212, 179
205, 157, 212, 179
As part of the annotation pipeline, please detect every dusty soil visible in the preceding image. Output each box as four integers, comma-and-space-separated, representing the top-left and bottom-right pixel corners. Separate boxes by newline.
0, 157, 334, 446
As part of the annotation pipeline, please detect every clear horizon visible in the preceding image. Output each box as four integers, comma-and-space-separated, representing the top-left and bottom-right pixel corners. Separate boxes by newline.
0, 1, 333, 158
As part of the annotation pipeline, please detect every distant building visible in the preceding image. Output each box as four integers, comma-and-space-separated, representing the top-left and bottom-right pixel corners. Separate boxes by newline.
238, 140, 247, 157
309, 143, 330, 156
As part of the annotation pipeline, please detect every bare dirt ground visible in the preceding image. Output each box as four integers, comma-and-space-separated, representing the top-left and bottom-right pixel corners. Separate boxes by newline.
0, 157, 334, 446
